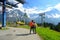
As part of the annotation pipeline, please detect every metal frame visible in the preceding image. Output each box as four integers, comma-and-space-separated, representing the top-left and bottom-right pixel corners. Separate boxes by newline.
0, 0, 25, 27
2, 0, 6, 27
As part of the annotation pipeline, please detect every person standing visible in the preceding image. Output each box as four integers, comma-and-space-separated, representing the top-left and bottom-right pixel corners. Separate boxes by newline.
29, 20, 36, 34
33, 22, 36, 34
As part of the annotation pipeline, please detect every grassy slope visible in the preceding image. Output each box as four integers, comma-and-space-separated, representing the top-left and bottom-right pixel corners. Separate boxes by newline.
37, 27, 60, 40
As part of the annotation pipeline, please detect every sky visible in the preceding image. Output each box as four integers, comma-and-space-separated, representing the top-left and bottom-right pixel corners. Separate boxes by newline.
18, 0, 60, 18
23, 0, 60, 12
24, 0, 60, 9
0, 0, 60, 18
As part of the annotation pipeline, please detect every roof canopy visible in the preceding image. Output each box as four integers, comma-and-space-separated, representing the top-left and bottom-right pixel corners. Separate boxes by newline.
16, 0, 25, 4
6, 2, 18, 8
0, 0, 25, 8
0, 0, 3, 2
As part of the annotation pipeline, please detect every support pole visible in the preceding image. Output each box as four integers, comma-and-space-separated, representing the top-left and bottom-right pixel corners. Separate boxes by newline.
2, 0, 6, 27
41, 15, 43, 26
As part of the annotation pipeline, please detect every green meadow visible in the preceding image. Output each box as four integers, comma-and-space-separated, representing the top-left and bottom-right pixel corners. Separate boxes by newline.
37, 27, 60, 40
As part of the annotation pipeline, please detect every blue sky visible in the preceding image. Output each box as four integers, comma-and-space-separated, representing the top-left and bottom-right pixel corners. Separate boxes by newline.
24, 0, 60, 10
22, 0, 60, 18
0, 0, 60, 24
5, 0, 60, 18
1, 0, 60, 18
7, 0, 60, 12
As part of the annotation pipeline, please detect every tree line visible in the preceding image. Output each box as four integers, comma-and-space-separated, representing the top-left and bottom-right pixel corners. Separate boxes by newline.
37, 22, 60, 32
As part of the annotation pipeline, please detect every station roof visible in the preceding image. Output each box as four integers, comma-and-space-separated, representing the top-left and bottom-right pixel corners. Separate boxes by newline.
0, 0, 25, 8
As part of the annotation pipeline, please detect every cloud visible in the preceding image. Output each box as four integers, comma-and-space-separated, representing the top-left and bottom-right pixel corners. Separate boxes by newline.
46, 15, 52, 18
7, 0, 60, 14
44, 7, 53, 12
25, 6, 54, 15
25, 7, 39, 14
47, 13, 60, 18
12, 2, 60, 18
8, 0, 18, 4
54, 3, 60, 11
46, 3, 60, 18
44, 3, 60, 12
15, 4, 53, 18
52, 14, 60, 18
14, 4, 41, 18
15, 3, 25, 12
25, 3, 60, 15
30, 15, 39, 19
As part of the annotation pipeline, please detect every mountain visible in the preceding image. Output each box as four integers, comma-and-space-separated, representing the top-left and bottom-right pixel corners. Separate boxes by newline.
29, 8, 60, 25
45, 17, 60, 25
29, 14, 39, 19
0, 9, 30, 23
0, 8, 60, 25
45, 9, 60, 25
7, 9, 25, 22
45, 9, 60, 15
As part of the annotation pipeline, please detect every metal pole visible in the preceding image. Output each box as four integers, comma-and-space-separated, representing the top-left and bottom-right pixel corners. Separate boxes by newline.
41, 15, 43, 26
24, 9, 26, 24
2, 0, 6, 27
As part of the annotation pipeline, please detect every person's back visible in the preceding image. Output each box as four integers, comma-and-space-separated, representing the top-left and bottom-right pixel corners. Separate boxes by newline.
29, 21, 34, 27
